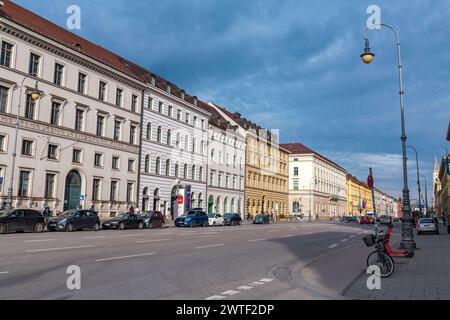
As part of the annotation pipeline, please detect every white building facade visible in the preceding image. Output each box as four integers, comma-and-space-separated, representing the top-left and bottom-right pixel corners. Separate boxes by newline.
201, 103, 245, 217
282, 143, 347, 219
138, 78, 209, 220
0, 1, 144, 217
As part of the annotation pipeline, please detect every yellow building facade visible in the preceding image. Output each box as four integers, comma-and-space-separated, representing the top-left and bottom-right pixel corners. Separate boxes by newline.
346, 174, 373, 216
245, 129, 289, 217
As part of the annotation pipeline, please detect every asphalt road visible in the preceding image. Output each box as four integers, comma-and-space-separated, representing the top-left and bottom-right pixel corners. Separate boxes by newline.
0, 221, 375, 300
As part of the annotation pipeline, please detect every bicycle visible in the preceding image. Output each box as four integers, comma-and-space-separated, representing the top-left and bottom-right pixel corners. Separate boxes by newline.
363, 232, 395, 278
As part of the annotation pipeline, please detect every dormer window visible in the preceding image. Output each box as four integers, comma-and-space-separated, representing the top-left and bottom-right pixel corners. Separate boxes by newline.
151, 76, 156, 86
167, 84, 171, 94
180, 90, 185, 100
193, 96, 198, 106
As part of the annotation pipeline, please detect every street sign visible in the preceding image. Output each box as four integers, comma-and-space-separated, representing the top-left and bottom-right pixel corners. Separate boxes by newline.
178, 196, 183, 205
80, 195, 86, 201
367, 175, 374, 189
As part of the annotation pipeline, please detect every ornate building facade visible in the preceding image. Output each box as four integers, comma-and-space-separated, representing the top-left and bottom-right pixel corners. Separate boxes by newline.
211, 105, 289, 217
282, 143, 347, 219
346, 174, 373, 216
0, 0, 145, 217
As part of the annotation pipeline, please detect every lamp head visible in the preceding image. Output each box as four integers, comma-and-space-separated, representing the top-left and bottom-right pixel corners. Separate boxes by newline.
360, 38, 375, 64
30, 82, 41, 101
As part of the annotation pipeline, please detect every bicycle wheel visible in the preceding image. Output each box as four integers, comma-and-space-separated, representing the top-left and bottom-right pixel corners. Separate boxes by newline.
367, 251, 395, 278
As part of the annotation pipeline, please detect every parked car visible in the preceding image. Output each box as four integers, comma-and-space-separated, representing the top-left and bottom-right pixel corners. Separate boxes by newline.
379, 215, 393, 225
102, 213, 144, 230
47, 209, 100, 232
140, 211, 165, 229
359, 216, 374, 225
344, 216, 358, 223
208, 213, 224, 226
417, 217, 439, 235
0, 209, 45, 234
175, 210, 209, 228
253, 214, 270, 225
393, 217, 400, 223
224, 213, 242, 226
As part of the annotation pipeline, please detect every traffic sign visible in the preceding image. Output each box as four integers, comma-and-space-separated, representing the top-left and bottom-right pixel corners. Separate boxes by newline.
367, 175, 374, 189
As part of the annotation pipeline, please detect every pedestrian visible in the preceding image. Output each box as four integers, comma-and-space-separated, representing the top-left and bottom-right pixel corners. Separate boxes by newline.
89, 204, 95, 211
1, 201, 7, 210
129, 205, 135, 214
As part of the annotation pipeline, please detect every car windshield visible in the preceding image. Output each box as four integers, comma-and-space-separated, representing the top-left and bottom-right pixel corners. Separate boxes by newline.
118, 213, 129, 219
208, 213, 215, 218
420, 218, 434, 224
0, 210, 12, 218
224, 214, 233, 219
255, 214, 263, 218
59, 210, 79, 218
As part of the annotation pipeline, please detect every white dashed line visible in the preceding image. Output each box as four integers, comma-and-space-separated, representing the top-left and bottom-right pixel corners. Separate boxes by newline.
238, 286, 254, 290
251, 281, 265, 286
260, 278, 274, 283
95, 252, 155, 262
280, 235, 294, 238
341, 239, 348, 242
349, 235, 356, 239
328, 244, 338, 249
195, 244, 224, 250
26, 245, 94, 253
248, 239, 267, 242
0, 271, 10, 275
122, 234, 145, 237
205, 295, 226, 301
84, 236, 108, 240
24, 239, 56, 243
136, 239, 171, 244
221, 290, 240, 296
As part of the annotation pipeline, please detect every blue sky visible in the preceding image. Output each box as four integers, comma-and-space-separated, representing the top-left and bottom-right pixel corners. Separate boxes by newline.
14, 0, 450, 199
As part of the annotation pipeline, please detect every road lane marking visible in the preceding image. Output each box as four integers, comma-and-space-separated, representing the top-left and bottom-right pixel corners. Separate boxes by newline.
136, 239, 171, 244
95, 252, 155, 262
248, 239, 267, 242
260, 278, 274, 283
251, 281, 264, 286
26, 245, 94, 253
349, 235, 356, 238
24, 239, 56, 243
205, 295, 226, 300
179, 232, 219, 236
238, 286, 253, 290
341, 239, 348, 242
122, 234, 145, 237
199, 235, 221, 238
83, 236, 108, 240
221, 290, 240, 296
328, 244, 338, 249
0, 271, 10, 275
156, 232, 170, 235
280, 235, 294, 238
195, 244, 224, 250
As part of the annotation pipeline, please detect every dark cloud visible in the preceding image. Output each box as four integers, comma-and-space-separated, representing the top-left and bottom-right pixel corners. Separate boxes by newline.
15, 0, 450, 198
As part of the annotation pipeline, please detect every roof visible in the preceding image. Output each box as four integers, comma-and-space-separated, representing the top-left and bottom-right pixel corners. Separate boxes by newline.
281, 143, 346, 172
0, 0, 150, 82
196, 101, 237, 131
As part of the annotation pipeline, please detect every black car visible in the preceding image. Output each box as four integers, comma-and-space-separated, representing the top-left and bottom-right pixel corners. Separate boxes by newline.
224, 213, 242, 226
253, 214, 270, 225
47, 209, 100, 232
0, 209, 45, 234
102, 213, 144, 230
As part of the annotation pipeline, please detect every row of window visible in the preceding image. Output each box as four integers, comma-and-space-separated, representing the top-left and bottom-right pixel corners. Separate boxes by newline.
10, 169, 134, 203
209, 172, 243, 190
1, 40, 139, 112
145, 123, 206, 155
0, 85, 138, 145
143, 155, 204, 182
210, 149, 243, 168
147, 97, 206, 130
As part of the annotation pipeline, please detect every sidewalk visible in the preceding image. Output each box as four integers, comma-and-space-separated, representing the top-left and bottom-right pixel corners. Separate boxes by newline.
344, 224, 450, 300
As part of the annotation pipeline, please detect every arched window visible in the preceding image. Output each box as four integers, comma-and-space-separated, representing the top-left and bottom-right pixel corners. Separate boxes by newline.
210, 149, 215, 163
198, 193, 203, 208
184, 137, 189, 151
146, 123, 152, 140
231, 198, 235, 213
167, 130, 172, 146
199, 167, 203, 182
155, 157, 161, 175
192, 138, 196, 153
176, 132, 181, 147
157, 126, 162, 143
175, 164, 179, 178
191, 165, 196, 180
165, 159, 171, 176
144, 155, 150, 173
183, 164, 188, 179
224, 197, 228, 214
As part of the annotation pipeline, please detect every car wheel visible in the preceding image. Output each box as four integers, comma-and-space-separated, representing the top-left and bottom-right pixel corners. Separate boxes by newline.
119, 222, 125, 231
213, 222, 216, 227
417, 231, 421, 235
93, 223, 100, 232
0, 223, 7, 234
138, 222, 144, 230
66, 223, 74, 232
34, 223, 44, 233
189, 221, 195, 228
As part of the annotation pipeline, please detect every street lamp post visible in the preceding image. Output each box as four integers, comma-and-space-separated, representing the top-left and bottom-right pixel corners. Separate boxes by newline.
3, 77, 42, 211
420, 175, 429, 216
361, 23, 416, 251
407, 146, 422, 215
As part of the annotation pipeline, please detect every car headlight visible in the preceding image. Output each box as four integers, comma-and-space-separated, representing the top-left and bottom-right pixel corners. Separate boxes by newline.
58, 219, 67, 225
110, 221, 118, 224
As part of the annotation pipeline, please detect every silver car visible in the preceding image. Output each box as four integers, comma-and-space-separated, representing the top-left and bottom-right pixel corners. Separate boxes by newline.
417, 218, 439, 235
